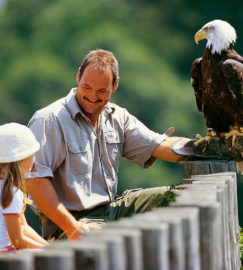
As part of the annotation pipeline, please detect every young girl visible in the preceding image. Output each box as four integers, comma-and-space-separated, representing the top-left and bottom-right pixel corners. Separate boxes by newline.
0, 122, 48, 252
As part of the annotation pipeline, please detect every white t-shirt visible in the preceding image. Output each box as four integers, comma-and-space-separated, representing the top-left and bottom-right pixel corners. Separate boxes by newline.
0, 179, 24, 250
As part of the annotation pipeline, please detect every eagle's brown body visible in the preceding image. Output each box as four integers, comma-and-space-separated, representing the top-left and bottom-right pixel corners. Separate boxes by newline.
191, 47, 243, 133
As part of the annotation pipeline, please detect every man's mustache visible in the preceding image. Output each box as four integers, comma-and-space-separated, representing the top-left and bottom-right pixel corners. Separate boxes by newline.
84, 97, 102, 103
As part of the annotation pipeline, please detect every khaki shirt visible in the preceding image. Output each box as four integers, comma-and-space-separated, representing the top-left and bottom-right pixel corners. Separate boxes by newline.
27, 89, 168, 211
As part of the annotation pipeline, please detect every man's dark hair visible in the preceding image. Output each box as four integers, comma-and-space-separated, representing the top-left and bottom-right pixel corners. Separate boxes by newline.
78, 49, 119, 86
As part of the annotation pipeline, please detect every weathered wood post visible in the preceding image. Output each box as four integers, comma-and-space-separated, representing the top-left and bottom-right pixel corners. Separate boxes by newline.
188, 172, 240, 270
99, 227, 143, 270
132, 212, 186, 270
184, 159, 236, 178
144, 207, 201, 270
182, 159, 240, 270
104, 220, 170, 270
173, 187, 221, 270
82, 233, 127, 270
33, 250, 73, 270
0, 253, 32, 270
47, 240, 109, 270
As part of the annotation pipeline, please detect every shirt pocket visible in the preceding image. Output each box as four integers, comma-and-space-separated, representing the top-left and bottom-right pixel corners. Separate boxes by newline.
67, 140, 89, 176
104, 131, 124, 172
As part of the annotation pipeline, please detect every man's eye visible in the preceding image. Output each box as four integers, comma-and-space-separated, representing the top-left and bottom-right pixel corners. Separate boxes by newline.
99, 89, 107, 93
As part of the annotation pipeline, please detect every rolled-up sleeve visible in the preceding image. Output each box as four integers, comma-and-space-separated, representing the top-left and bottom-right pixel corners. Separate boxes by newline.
122, 110, 168, 169
26, 115, 66, 179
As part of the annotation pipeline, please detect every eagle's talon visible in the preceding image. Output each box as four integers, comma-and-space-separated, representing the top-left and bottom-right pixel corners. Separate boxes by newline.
194, 130, 216, 146
195, 134, 203, 140
224, 125, 243, 147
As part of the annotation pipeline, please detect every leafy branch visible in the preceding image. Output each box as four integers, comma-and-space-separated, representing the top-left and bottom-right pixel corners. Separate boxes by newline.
153, 185, 177, 207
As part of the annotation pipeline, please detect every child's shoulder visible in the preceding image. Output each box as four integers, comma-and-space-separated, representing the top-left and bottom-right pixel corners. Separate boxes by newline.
0, 180, 23, 195
0, 181, 24, 206
12, 186, 24, 202
2, 187, 24, 214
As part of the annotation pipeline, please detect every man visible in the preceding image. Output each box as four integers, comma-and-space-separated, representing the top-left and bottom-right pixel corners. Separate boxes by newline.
26, 49, 189, 241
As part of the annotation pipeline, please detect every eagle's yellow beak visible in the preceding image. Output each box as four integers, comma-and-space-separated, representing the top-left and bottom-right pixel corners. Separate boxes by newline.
194, 29, 208, 44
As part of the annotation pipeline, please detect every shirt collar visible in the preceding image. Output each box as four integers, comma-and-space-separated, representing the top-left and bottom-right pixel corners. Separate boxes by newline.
65, 88, 116, 120
65, 88, 81, 119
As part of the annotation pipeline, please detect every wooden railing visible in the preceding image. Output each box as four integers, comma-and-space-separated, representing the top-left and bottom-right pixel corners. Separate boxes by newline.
0, 160, 241, 270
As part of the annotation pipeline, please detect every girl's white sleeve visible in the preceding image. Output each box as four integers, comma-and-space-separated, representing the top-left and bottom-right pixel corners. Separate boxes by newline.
2, 188, 24, 215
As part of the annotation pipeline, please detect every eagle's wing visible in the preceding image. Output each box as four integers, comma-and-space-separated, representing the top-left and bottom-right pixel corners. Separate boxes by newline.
222, 59, 243, 104
191, 57, 203, 112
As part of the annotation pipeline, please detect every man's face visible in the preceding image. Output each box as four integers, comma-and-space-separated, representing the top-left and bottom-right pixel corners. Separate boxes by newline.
75, 64, 118, 121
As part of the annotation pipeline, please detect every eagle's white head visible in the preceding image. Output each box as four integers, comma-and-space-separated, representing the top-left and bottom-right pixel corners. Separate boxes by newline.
194, 19, 237, 54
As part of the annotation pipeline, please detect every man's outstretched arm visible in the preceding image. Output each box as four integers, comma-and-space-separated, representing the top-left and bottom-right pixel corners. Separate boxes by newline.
152, 136, 190, 162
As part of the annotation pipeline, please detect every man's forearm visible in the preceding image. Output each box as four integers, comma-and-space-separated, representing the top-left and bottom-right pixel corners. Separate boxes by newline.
25, 177, 77, 234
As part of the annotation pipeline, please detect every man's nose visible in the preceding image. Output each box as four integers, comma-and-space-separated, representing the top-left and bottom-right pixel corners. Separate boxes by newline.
88, 91, 98, 102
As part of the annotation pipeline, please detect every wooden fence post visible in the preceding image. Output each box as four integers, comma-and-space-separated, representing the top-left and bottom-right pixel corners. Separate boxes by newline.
185, 172, 240, 270
189, 180, 230, 269
143, 207, 201, 270
172, 187, 221, 270
97, 227, 143, 270
183, 159, 240, 270
82, 233, 127, 270
184, 159, 236, 178
0, 253, 32, 270
33, 250, 73, 270
47, 240, 109, 270
104, 220, 170, 270
132, 212, 186, 270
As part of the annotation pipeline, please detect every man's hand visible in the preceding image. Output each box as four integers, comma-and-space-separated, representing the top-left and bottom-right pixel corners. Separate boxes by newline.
65, 220, 101, 241
152, 136, 187, 162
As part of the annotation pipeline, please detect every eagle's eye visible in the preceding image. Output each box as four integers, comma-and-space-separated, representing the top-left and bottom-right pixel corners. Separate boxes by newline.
207, 26, 215, 33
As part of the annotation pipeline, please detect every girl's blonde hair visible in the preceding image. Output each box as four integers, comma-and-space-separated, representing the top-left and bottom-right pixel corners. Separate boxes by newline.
0, 162, 29, 209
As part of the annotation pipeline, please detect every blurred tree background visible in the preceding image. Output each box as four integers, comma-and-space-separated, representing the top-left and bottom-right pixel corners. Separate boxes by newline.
0, 0, 242, 225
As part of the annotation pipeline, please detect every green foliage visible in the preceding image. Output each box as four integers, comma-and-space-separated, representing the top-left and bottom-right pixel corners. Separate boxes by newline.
240, 226, 243, 268
153, 185, 177, 207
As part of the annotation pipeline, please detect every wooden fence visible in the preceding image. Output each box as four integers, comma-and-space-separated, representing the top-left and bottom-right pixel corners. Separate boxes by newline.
0, 160, 241, 270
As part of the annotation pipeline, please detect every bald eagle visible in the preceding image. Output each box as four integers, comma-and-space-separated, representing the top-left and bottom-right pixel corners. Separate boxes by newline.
191, 19, 243, 148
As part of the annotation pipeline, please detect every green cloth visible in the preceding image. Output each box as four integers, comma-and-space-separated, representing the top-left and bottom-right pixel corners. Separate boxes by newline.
42, 187, 169, 240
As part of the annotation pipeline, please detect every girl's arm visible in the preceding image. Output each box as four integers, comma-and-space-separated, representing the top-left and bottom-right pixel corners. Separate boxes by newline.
21, 214, 48, 245
5, 214, 48, 249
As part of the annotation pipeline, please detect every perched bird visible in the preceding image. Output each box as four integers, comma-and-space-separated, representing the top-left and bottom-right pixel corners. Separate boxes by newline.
191, 19, 243, 149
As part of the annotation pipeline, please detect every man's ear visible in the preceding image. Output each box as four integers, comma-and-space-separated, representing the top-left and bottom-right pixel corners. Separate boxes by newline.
112, 77, 120, 93
76, 69, 81, 84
